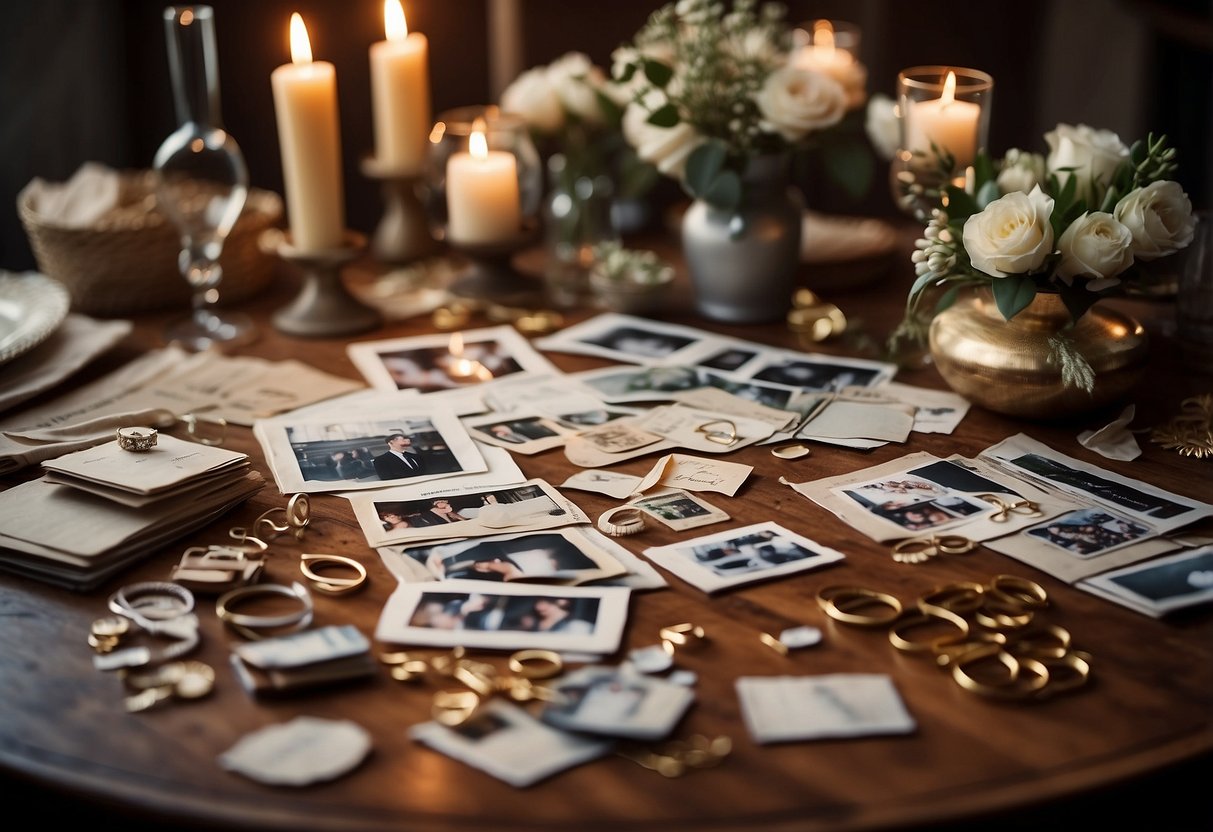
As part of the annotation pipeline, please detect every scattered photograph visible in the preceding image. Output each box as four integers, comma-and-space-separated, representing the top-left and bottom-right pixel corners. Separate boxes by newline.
740, 354, 895, 392
350, 479, 584, 546
409, 699, 613, 788
539, 665, 696, 740
642, 521, 845, 593
832, 468, 999, 534
1079, 545, 1213, 618
573, 365, 710, 403
1025, 508, 1155, 558
376, 579, 631, 653
463, 412, 575, 454
699, 370, 803, 410
254, 408, 486, 494
552, 406, 641, 429
535, 313, 715, 365
346, 326, 558, 393
383, 527, 627, 585
983, 434, 1212, 533
630, 488, 730, 531
695, 346, 760, 372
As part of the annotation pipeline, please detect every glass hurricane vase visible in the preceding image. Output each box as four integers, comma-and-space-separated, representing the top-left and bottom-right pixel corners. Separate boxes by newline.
153, 5, 253, 350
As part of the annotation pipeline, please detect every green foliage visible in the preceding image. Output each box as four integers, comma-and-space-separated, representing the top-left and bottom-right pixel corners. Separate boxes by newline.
684, 140, 740, 211
991, 276, 1038, 321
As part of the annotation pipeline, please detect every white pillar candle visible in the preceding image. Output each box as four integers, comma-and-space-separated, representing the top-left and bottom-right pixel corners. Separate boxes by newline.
906, 71, 981, 167
271, 13, 346, 251
445, 120, 521, 245
370, 0, 430, 176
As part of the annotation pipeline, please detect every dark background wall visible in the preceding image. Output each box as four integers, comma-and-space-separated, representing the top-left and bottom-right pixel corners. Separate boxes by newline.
1, 0, 1209, 272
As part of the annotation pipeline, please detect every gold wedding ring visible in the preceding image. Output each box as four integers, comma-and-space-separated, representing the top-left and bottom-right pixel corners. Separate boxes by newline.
116, 426, 158, 452
507, 649, 563, 680
300, 553, 368, 595
888, 608, 970, 655
816, 585, 904, 627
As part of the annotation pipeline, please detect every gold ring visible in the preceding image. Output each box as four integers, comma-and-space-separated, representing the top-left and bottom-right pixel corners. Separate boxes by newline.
934, 535, 977, 555
597, 506, 646, 537
918, 582, 985, 617
659, 622, 706, 647
432, 690, 481, 726
116, 426, 158, 452
215, 581, 313, 633
1005, 624, 1072, 660
953, 648, 1050, 700
1034, 652, 1092, 698
888, 608, 970, 655
816, 586, 904, 627
988, 575, 1048, 609
300, 553, 367, 595
770, 443, 810, 459
507, 649, 563, 680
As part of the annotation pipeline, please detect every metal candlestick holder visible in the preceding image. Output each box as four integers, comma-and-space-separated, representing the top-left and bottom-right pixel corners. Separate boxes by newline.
361, 157, 439, 265
446, 222, 544, 306
262, 229, 383, 337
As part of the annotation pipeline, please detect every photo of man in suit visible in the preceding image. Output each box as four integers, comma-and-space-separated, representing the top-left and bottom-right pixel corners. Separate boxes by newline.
374, 432, 427, 480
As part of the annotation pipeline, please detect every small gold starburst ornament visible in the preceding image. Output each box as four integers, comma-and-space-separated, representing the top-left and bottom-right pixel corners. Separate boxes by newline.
1149, 394, 1213, 459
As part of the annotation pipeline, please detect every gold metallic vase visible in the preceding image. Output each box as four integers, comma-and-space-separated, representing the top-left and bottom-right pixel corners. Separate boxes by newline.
928, 290, 1148, 420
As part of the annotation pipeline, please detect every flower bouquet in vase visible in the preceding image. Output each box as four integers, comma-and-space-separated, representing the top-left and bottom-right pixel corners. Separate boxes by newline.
613, 0, 859, 323
890, 123, 1196, 420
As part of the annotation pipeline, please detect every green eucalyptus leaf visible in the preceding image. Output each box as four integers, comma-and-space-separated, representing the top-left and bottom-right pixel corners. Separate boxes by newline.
935, 285, 960, 313
647, 103, 680, 128
944, 185, 979, 220
642, 59, 674, 88
991, 276, 1037, 321
975, 180, 1001, 209
703, 170, 741, 212
685, 141, 727, 197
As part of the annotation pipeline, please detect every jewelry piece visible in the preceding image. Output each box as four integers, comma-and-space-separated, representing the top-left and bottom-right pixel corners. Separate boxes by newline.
694, 419, 738, 446
659, 623, 707, 648
1005, 624, 1072, 660
977, 494, 1043, 522
300, 553, 368, 595
507, 649, 563, 680
116, 426, 158, 452
109, 581, 196, 625
816, 586, 904, 627
170, 546, 264, 593
759, 632, 789, 656
770, 443, 810, 460
215, 581, 313, 640
251, 493, 312, 542
597, 506, 646, 537
431, 689, 481, 727
951, 645, 1050, 700
180, 412, 228, 446
1149, 393, 1213, 459
917, 582, 986, 617
890, 534, 977, 564
888, 609, 970, 655
987, 575, 1048, 610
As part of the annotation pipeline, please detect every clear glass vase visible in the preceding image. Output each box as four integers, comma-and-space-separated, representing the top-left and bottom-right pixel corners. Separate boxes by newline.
153, 5, 253, 350
543, 153, 619, 309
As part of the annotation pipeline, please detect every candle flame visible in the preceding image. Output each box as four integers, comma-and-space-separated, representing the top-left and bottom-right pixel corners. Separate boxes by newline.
385, 0, 408, 41
289, 13, 313, 64
941, 71, 957, 105
813, 20, 835, 54
469, 117, 488, 160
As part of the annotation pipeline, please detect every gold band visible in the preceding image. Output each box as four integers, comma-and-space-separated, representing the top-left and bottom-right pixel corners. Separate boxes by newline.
300, 553, 368, 595
888, 608, 970, 654
918, 582, 986, 617
507, 648, 563, 680
816, 585, 904, 627
987, 575, 1049, 610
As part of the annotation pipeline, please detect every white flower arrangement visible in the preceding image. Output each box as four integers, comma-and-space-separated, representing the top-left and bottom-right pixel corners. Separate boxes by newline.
612, 0, 859, 212
892, 123, 1197, 390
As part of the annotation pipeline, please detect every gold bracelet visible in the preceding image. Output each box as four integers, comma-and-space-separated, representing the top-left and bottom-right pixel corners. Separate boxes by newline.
952, 645, 1052, 700
917, 581, 986, 617
888, 608, 970, 655
987, 575, 1048, 609
1005, 624, 1072, 660
816, 586, 904, 627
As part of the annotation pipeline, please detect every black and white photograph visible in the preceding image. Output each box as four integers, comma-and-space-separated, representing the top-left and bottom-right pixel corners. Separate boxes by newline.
409, 699, 613, 788
1079, 546, 1213, 618
254, 409, 486, 494
696, 346, 761, 372
383, 527, 627, 585
833, 469, 999, 535
574, 365, 709, 403
535, 313, 716, 365
349, 479, 583, 546
1025, 508, 1155, 558
983, 434, 1213, 533
463, 413, 575, 454
740, 353, 895, 392
539, 665, 696, 740
375, 580, 631, 653
643, 521, 845, 593
630, 488, 730, 531
346, 326, 558, 393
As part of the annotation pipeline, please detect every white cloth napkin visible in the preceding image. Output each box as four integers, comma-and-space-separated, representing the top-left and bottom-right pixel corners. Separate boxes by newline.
20, 161, 120, 228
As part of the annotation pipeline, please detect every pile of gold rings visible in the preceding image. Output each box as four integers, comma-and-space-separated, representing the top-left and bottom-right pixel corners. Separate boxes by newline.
816, 575, 1092, 701
379, 646, 565, 726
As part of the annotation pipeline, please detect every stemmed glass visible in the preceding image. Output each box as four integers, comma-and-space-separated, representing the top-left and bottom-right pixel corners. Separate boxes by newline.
154, 5, 253, 349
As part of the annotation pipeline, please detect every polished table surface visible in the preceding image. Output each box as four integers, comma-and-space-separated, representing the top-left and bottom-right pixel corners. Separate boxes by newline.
2, 228, 1211, 831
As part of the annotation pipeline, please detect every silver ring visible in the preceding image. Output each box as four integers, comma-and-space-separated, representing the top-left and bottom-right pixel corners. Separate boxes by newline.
116, 426, 158, 452
109, 581, 195, 624
216, 581, 314, 634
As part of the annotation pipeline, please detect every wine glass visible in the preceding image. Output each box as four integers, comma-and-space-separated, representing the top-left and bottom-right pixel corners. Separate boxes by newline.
154, 5, 253, 350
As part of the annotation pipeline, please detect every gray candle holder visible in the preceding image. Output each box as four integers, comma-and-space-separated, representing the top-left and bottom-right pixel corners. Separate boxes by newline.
262, 228, 383, 337
361, 157, 439, 265
446, 222, 544, 306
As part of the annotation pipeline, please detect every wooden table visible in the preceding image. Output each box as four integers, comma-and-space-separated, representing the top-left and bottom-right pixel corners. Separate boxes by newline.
2, 230, 1211, 831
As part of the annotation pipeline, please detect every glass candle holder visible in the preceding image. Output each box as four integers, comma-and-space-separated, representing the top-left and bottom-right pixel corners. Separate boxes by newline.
890, 66, 993, 221
793, 19, 861, 60
791, 20, 866, 111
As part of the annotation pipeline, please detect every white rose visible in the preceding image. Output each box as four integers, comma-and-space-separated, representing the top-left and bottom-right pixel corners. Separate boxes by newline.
1044, 123, 1129, 202
621, 94, 705, 180
962, 185, 1056, 277
545, 52, 607, 126
753, 65, 846, 143
864, 93, 898, 161
500, 66, 564, 134
1113, 180, 1196, 261
996, 148, 1046, 194
1055, 212, 1134, 286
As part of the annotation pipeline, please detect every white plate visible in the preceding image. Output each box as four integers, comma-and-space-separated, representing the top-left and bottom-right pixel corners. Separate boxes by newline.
0, 272, 71, 365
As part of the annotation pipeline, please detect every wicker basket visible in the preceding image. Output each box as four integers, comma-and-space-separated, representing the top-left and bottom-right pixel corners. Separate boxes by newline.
18, 170, 283, 316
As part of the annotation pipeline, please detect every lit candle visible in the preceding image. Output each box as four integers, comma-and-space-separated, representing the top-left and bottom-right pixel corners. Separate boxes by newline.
792, 20, 866, 109
369, 0, 431, 175
271, 13, 346, 251
445, 117, 521, 245
905, 70, 982, 168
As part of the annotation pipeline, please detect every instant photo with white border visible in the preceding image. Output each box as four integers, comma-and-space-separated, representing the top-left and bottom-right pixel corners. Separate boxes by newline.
629, 488, 729, 531
830, 469, 999, 537
981, 434, 1213, 533
642, 520, 845, 593
1023, 507, 1157, 559
462, 412, 578, 454
350, 477, 585, 547
534, 312, 723, 365
376, 579, 631, 653
733, 349, 897, 393
254, 407, 486, 494
539, 664, 695, 740
347, 325, 559, 393
1078, 545, 1213, 617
